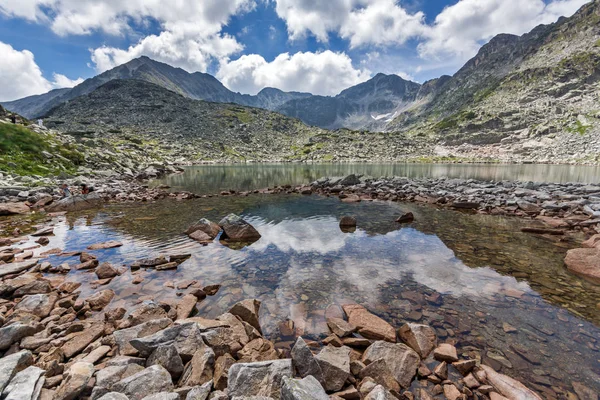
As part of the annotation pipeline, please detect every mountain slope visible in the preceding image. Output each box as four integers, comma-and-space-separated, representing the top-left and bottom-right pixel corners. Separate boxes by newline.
1, 57, 311, 119
277, 73, 421, 130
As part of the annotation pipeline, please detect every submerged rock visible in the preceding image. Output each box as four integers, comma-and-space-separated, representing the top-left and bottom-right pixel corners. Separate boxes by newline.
219, 214, 261, 242
564, 248, 600, 280
480, 365, 542, 400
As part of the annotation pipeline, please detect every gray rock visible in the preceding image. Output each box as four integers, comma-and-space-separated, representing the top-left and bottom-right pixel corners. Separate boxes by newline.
364, 385, 396, 400
315, 345, 351, 392
229, 299, 262, 334
113, 318, 172, 356
111, 365, 174, 400
290, 337, 324, 384
13, 293, 57, 317
0, 323, 36, 350
46, 192, 104, 212
397, 323, 437, 358
130, 323, 204, 360
92, 364, 145, 399
98, 394, 130, 400
326, 318, 355, 337
2, 366, 45, 400
280, 375, 329, 400
0, 350, 34, 393
178, 347, 215, 387
362, 341, 420, 389
0, 260, 38, 278
140, 393, 179, 400
228, 359, 293, 399
54, 362, 95, 400
147, 345, 184, 379
218, 214, 261, 242
185, 382, 212, 400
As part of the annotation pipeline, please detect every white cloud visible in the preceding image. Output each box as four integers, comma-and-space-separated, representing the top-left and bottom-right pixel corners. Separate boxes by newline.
0, 0, 255, 73
217, 50, 371, 96
52, 73, 84, 88
417, 0, 590, 63
0, 41, 84, 101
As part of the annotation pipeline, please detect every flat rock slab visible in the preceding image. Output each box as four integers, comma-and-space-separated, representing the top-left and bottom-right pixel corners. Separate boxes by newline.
565, 247, 600, 280
342, 304, 396, 342
0, 350, 34, 393
0, 260, 38, 278
88, 241, 124, 250
0, 202, 30, 215
228, 359, 293, 399
46, 193, 103, 213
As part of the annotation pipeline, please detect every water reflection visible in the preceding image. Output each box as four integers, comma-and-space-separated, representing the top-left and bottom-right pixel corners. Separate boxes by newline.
156, 163, 600, 194
25, 194, 600, 393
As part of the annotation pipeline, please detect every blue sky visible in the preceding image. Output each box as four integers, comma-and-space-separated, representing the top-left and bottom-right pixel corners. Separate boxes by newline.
0, 0, 591, 101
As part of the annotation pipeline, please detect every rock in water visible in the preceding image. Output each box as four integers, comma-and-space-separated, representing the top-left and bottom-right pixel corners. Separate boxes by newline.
0, 350, 34, 393
395, 212, 414, 223
480, 365, 542, 400
281, 375, 329, 400
564, 248, 600, 280
339, 216, 357, 227
185, 218, 221, 238
397, 323, 437, 358
229, 299, 262, 333
0, 260, 38, 278
218, 214, 261, 242
362, 341, 420, 389
342, 304, 396, 342
46, 192, 104, 212
340, 174, 360, 186
227, 359, 293, 399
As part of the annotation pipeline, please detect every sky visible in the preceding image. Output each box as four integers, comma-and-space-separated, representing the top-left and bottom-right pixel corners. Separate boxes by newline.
0, 0, 592, 102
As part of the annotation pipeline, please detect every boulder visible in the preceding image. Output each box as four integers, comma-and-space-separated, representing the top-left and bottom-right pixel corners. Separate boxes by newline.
326, 318, 355, 337
111, 365, 174, 400
185, 382, 212, 400
291, 337, 324, 384
147, 345, 184, 379
0, 260, 38, 278
200, 327, 244, 357
213, 354, 235, 391
339, 216, 357, 228
0, 350, 34, 393
433, 343, 458, 363
114, 318, 172, 356
96, 263, 119, 280
14, 293, 58, 318
397, 323, 437, 358
93, 364, 145, 397
227, 359, 293, 399
0, 202, 30, 215
358, 359, 400, 393
229, 299, 262, 333
218, 214, 261, 242
564, 248, 600, 280
340, 174, 360, 186
54, 362, 95, 400
238, 338, 279, 363
315, 345, 351, 392
0, 323, 36, 350
364, 385, 396, 400
86, 290, 115, 311
176, 294, 198, 320
46, 193, 104, 212
189, 230, 212, 244
281, 375, 329, 400
2, 366, 45, 400
129, 323, 205, 360
395, 212, 414, 223
185, 218, 221, 238
342, 304, 395, 342
179, 347, 215, 386
98, 394, 130, 400
362, 341, 419, 389
62, 322, 106, 358
480, 365, 542, 400
141, 393, 179, 400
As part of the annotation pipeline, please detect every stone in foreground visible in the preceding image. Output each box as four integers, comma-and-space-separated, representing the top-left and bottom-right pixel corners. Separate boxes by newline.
342, 304, 396, 342
315, 345, 351, 392
47, 192, 104, 212
397, 323, 437, 358
111, 365, 174, 400
281, 375, 329, 400
564, 247, 600, 280
481, 365, 542, 400
0, 350, 34, 393
219, 214, 261, 242
227, 359, 293, 399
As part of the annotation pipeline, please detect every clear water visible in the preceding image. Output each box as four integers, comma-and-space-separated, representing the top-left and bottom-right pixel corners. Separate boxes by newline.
156, 163, 600, 194
19, 193, 599, 394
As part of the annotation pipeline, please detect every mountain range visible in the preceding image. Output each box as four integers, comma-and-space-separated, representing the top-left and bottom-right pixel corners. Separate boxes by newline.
2, 1, 600, 164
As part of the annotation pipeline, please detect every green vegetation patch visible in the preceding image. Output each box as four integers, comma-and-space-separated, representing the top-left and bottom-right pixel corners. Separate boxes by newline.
0, 123, 83, 176
221, 107, 254, 124
566, 120, 591, 136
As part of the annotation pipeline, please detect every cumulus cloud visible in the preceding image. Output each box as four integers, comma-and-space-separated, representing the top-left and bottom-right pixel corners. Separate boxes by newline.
217, 50, 371, 96
0, 0, 254, 73
0, 41, 84, 101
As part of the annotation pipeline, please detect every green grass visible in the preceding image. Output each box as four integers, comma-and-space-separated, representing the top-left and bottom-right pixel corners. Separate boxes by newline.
595, 39, 600, 47
0, 123, 83, 176
566, 120, 591, 136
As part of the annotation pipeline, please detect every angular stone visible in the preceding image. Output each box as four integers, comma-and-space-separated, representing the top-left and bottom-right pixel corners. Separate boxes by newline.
315, 345, 351, 392
13, 280, 52, 297
228, 359, 293, 399
147, 345, 184, 379
291, 337, 324, 383
238, 338, 279, 363
2, 366, 45, 400
199, 327, 243, 357
185, 382, 213, 400
96, 263, 119, 279
364, 385, 396, 400
46, 193, 103, 213
342, 304, 395, 342
87, 290, 115, 311
98, 394, 129, 400
111, 365, 174, 400
397, 323, 437, 358
443, 384, 462, 400
54, 362, 95, 400
452, 360, 476, 376
141, 393, 179, 400
94, 364, 145, 396
114, 318, 173, 356
14, 293, 57, 318
0, 323, 36, 350
0, 202, 30, 216
229, 299, 262, 333
0, 260, 38, 278
358, 359, 400, 393
0, 350, 34, 393
130, 323, 205, 360
565, 248, 600, 280
362, 341, 419, 389
281, 375, 328, 400
213, 354, 235, 391
219, 214, 261, 242
179, 347, 215, 387
185, 218, 221, 239
326, 317, 356, 337
63, 323, 105, 358
121, 302, 169, 328
572, 382, 598, 400
480, 365, 542, 400
176, 294, 198, 320
189, 230, 213, 244
433, 343, 458, 363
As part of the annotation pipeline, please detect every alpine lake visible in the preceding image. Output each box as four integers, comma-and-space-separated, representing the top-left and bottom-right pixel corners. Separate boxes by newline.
7, 163, 600, 394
